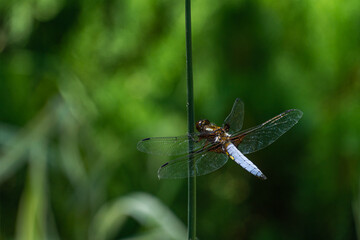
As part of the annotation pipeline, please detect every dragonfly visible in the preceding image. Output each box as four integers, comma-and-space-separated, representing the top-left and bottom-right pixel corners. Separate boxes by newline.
137, 98, 303, 180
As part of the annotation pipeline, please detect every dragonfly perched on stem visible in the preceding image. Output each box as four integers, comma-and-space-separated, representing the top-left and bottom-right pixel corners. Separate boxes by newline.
137, 98, 303, 179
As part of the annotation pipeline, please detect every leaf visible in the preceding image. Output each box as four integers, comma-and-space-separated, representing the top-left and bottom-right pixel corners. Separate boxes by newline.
90, 193, 186, 240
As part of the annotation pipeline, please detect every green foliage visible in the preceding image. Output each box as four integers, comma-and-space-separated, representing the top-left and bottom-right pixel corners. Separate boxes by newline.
0, 0, 359, 239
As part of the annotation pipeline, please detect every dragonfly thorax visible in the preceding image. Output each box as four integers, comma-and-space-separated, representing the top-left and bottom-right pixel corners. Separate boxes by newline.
196, 119, 231, 145
213, 129, 231, 143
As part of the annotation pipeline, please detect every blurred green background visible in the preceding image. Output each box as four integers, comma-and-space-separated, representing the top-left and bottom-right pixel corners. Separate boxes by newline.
0, 0, 359, 239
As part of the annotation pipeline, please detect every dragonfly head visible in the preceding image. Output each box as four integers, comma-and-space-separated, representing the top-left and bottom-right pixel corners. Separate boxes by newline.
196, 119, 211, 132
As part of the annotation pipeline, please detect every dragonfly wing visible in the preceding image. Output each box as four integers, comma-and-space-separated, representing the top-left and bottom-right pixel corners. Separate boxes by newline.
233, 109, 303, 154
223, 98, 244, 134
158, 149, 228, 179
137, 133, 206, 156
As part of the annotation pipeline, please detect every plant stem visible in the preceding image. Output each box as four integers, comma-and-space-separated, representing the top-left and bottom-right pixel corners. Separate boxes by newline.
185, 0, 196, 239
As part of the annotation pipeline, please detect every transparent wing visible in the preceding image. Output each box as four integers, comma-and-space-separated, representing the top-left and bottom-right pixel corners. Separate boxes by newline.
137, 133, 207, 156
158, 149, 228, 179
231, 109, 303, 154
223, 98, 244, 134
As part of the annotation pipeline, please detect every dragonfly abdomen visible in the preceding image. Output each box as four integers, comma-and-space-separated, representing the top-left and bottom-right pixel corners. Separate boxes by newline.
225, 142, 267, 180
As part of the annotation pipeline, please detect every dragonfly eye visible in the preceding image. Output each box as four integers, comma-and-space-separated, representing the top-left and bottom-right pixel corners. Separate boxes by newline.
196, 119, 210, 132
203, 119, 210, 125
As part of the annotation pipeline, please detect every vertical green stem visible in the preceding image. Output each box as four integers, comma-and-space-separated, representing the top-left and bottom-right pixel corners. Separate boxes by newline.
185, 0, 196, 238
354, 178, 360, 240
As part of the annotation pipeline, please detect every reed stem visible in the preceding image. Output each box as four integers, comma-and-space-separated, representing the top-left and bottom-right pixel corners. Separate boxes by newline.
185, 0, 196, 238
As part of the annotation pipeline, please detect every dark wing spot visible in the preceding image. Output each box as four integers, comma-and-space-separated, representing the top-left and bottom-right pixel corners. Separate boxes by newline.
161, 162, 169, 168
284, 109, 295, 114
142, 138, 150, 141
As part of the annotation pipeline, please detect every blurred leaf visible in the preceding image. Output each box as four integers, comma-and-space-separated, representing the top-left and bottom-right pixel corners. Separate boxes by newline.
0, 105, 54, 184
57, 103, 88, 188
90, 193, 186, 240
8, 1, 33, 43
15, 138, 48, 240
